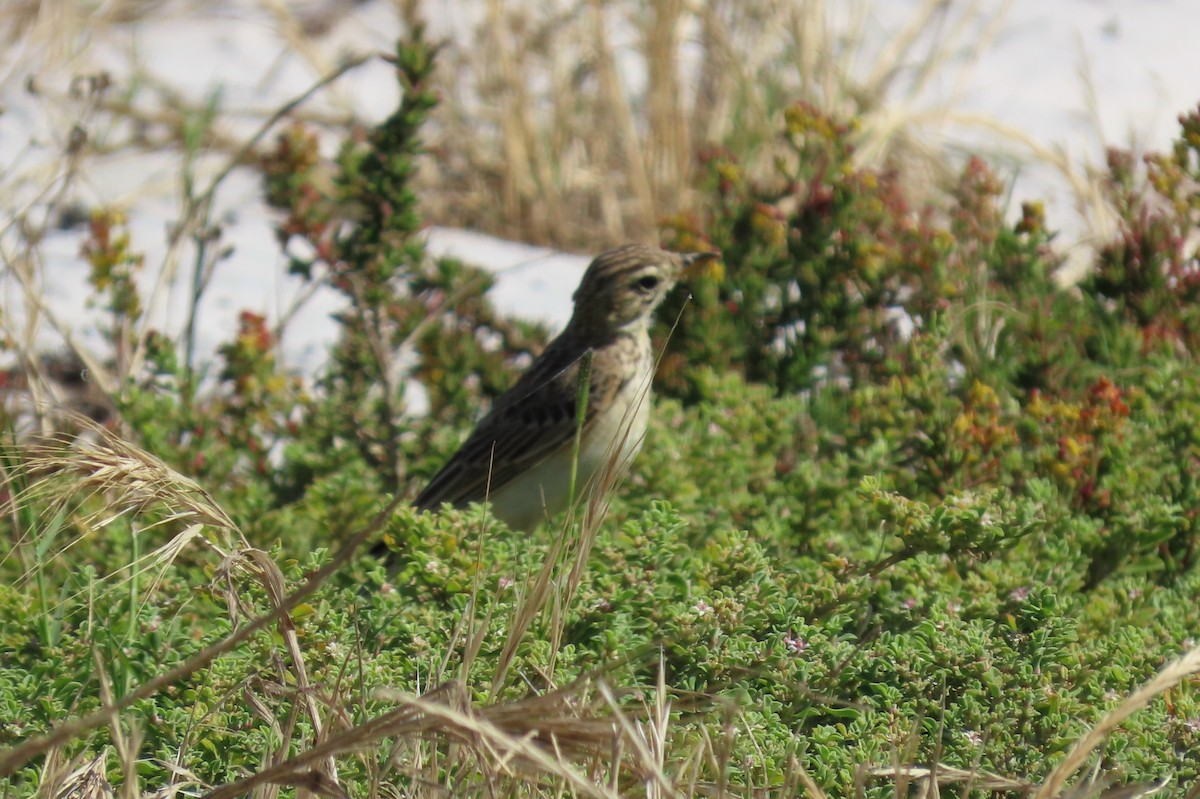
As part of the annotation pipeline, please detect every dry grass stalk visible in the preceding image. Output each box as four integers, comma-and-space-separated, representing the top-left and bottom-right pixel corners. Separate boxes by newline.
0, 417, 242, 606
482, 352, 642, 696
235, 547, 340, 785
429, 0, 1023, 250
790, 754, 830, 799
869, 763, 1032, 795
487, 498, 571, 698
26, 427, 236, 530
597, 674, 677, 799
1034, 643, 1200, 799
197, 677, 639, 799
45, 748, 115, 799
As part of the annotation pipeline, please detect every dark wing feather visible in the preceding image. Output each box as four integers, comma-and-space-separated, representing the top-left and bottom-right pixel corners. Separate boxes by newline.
415, 336, 621, 510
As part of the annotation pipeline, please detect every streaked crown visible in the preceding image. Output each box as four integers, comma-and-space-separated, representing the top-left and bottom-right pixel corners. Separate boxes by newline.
568, 244, 717, 339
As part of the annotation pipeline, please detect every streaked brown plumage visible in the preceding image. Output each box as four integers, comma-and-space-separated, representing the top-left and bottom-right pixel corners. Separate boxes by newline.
413, 243, 718, 531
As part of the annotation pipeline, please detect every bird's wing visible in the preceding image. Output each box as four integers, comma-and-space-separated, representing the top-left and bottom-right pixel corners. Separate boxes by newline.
415, 338, 623, 510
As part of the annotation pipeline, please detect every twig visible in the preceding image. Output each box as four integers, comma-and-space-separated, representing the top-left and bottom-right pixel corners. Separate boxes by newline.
127, 50, 381, 380
1035, 644, 1200, 799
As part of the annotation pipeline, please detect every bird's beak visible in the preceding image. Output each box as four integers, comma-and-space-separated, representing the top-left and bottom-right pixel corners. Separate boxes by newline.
679, 250, 723, 281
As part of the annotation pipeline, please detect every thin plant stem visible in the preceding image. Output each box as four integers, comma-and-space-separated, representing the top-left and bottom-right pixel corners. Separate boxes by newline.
567, 348, 594, 508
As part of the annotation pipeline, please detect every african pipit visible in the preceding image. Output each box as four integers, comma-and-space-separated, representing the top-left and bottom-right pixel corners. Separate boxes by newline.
414, 243, 719, 531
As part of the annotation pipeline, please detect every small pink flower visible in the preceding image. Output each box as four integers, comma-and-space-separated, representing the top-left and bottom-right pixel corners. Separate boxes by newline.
783, 633, 806, 654
1009, 586, 1031, 602
693, 600, 713, 616
498, 576, 513, 590
902, 597, 917, 610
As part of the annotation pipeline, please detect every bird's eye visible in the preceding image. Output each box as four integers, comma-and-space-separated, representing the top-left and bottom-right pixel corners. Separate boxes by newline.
635, 275, 660, 292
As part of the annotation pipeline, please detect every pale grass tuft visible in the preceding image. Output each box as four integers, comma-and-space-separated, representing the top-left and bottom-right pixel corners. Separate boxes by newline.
430, 0, 1019, 249
44, 749, 114, 799
13, 418, 346, 786
3, 415, 245, 589
869, 762, 1033, 796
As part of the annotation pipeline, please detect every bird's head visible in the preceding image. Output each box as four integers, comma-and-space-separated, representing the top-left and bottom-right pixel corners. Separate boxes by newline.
569, 244, 720, 338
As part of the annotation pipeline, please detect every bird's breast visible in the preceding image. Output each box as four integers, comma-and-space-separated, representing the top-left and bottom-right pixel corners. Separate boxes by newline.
580, 366, 653, 474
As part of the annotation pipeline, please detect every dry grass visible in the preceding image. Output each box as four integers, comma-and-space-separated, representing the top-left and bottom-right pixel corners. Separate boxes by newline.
427, 0, 1031, 249
3, 0, 1109, 258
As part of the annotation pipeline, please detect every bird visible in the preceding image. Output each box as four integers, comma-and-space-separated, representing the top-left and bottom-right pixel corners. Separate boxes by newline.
410, 243, 719, 532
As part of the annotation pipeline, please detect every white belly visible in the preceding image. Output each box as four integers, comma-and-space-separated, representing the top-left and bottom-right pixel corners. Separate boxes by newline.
487, 371, 652, 530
